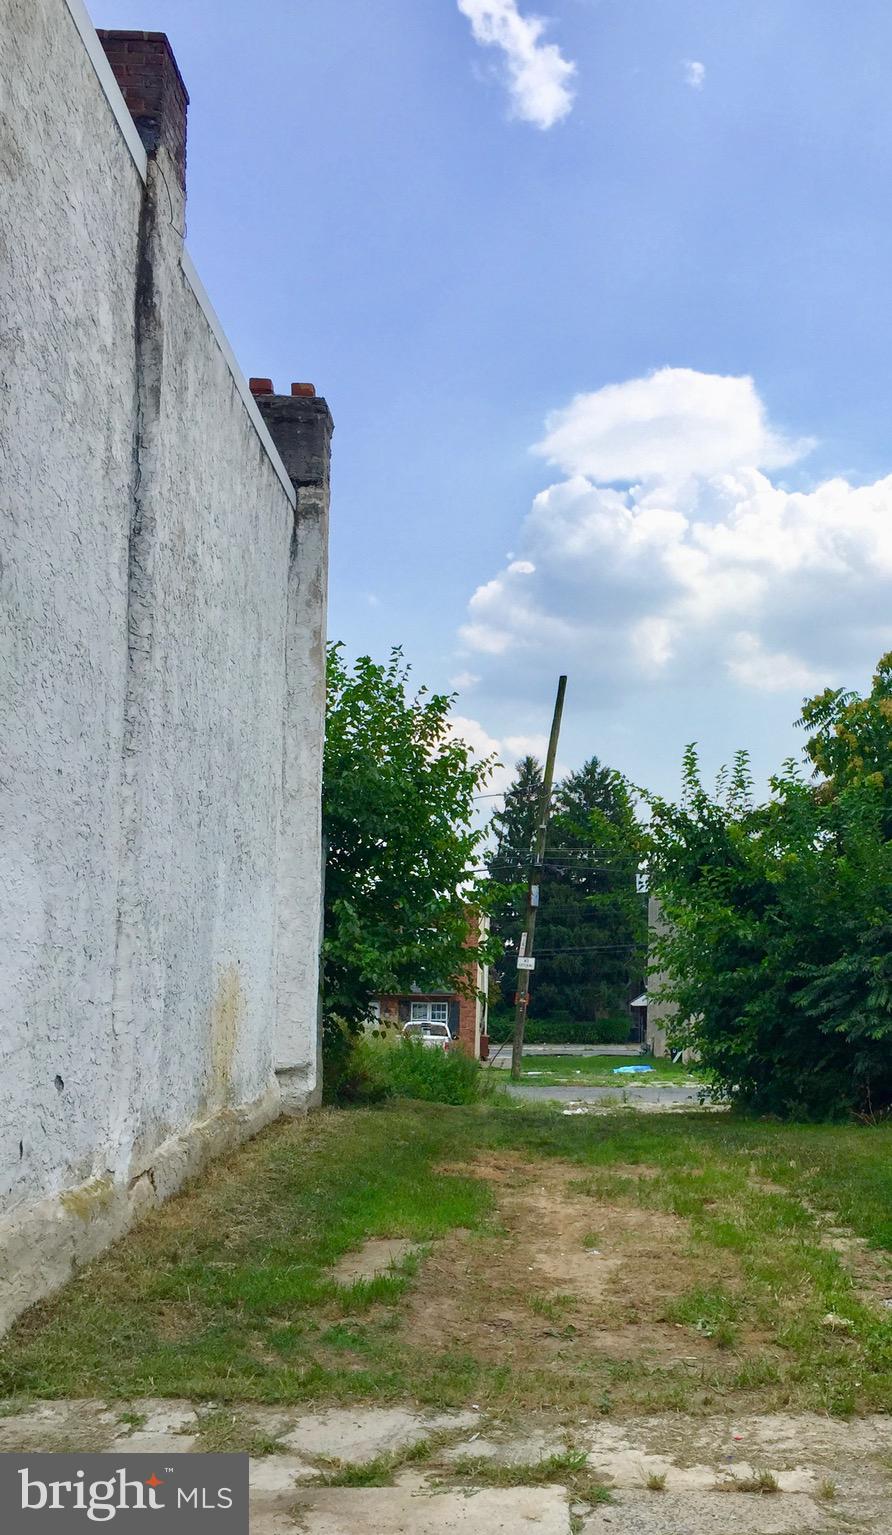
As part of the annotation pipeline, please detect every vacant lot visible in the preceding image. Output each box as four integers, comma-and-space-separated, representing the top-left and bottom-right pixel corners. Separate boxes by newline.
507, 1054, 702, 1089
3, 1103, 892, 1420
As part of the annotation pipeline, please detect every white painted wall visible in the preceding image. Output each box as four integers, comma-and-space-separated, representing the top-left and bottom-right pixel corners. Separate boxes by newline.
646, 896, 676, 1058
0, 0, 328, 1327
0, 0, 143, 1211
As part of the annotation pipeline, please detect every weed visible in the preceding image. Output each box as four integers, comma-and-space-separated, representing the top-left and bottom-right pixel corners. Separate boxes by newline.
528, 1294, 574, 1321
817, 1478, 837, 1500
716, 1469, 779, 1495
116, 1411, 147, 1432
195, 1409, 284, 1458
314, 1455, 400, 1488
447, 1449, 610, 1505
645, 1471, 667, 1491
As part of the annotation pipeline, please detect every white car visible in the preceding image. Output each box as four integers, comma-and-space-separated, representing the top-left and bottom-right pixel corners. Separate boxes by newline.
402, 1020, 452, 1051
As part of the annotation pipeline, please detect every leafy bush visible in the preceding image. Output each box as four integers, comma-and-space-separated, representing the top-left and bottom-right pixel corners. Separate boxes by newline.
591, 1015, 634, 1044
646, 657, 892, 1119
489, 1011, 632, 1046
335, 1035, 492, 1106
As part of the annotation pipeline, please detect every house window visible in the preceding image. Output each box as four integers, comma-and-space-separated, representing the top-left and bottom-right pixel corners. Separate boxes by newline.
411, 1001, 449, 1024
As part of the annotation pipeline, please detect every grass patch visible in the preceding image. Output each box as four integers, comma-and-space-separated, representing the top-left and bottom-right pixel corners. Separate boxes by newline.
2, 1102, 892, 1418
314, 1451, 420, 1488
509, 1054, 702, 1089
313, 1431, 452, 1486
195, 1408, 285, 1457
447, 1449, 610, 1505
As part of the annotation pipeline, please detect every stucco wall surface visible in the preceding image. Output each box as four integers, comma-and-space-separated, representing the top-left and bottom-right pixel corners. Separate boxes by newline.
0, 0, 330, 1327
107, 180, 294, 1177
0, 0, 142, 1210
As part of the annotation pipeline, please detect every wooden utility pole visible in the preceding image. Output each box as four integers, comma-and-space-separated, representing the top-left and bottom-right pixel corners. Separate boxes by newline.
510, 675, 567, 1080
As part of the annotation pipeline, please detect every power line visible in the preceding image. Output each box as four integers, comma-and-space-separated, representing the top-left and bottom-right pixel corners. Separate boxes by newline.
506, 939, 638, 951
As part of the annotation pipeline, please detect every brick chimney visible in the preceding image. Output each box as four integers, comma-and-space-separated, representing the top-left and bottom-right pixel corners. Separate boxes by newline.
97, 31, 189, 193
252, 387, 333, 497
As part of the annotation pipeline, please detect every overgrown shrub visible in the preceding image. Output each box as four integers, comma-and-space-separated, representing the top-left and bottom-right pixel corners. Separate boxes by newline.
646, 657, 892, 1118
334, 1034, 492, 1106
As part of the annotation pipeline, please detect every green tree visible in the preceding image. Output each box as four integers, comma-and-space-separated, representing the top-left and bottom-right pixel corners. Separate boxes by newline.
646, 664, 892, 1119
323, 646, 496, 1051
486, 755, 543, 1006
533, 758, 646, 1021
800, 651, 892, 823
486, 755, 646, 1021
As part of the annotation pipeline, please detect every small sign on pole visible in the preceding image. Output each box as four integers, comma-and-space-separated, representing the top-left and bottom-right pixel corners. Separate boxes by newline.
516, 956, 536, 971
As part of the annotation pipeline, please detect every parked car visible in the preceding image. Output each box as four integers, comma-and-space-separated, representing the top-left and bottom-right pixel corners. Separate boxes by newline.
401, 1020, 452, 1051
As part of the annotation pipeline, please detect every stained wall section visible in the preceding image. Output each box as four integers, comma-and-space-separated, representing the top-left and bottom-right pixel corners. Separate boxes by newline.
0, 0, 330, 1330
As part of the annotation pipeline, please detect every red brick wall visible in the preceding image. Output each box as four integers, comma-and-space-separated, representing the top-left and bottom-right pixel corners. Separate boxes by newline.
375, 908, 487, 1059
97, 31, 189, 190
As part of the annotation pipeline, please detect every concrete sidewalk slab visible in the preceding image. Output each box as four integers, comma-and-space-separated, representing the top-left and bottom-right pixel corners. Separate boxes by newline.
288, 1485, 571, 1535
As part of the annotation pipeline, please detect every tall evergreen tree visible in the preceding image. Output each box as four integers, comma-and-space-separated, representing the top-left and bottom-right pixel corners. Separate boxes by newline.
486, 755, 646, 1019
485, 756, 543, 1006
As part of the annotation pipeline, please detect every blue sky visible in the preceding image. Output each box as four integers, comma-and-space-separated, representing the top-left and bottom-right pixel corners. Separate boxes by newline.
93, 0, 892, 802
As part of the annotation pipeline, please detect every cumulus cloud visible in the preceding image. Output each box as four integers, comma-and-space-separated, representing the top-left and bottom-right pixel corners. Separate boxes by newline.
504, 732, 548, 756
535, 368, 811, 483
459, 368, 892, 702
684, 59, 705, 89
450, 670, 481, 690
446, 718, 551, 807
457, 0, 576, 129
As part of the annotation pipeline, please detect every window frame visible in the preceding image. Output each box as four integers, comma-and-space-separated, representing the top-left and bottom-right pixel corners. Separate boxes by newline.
410, 1000, 450, 1027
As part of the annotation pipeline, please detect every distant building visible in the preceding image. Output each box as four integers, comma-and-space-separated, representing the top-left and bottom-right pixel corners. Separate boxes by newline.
375, 911, 490, 1059
629, 898, 679, 1058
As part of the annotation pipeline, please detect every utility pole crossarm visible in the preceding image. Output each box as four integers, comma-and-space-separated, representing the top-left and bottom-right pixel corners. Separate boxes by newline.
510, 675, 567, 1081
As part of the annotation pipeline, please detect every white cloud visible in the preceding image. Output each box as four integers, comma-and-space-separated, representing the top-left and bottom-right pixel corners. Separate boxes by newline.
726, 634, 824, 694
684, 59, 705, 90
448, 713, 502, 762
457, 0, 576, 129
504, 732, 548, 756
446, 718, 550, 803
460, 368, 892, 701
535, 368, 812, 483
450, 670, 481, 689
446, 714, 514, 797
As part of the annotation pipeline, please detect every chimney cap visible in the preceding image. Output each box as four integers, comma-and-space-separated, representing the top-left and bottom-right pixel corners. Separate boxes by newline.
249, 377, 274, 396
291, 382, 316, 398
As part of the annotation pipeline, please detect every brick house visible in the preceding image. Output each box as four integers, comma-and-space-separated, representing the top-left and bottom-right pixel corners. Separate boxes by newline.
374, 911, 490, 1059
